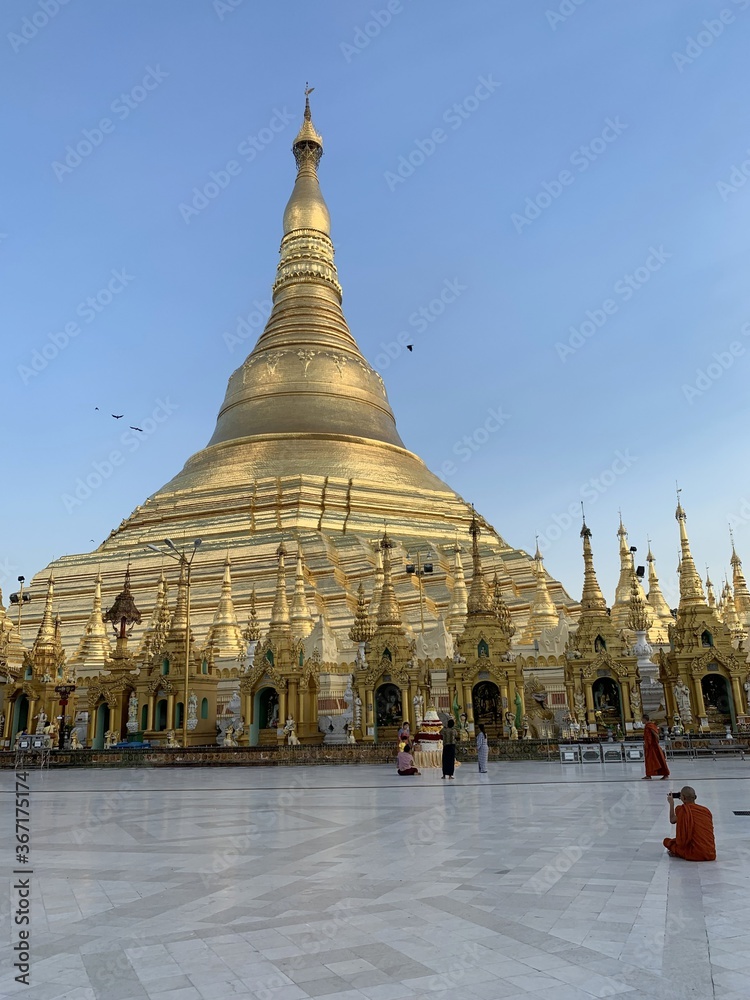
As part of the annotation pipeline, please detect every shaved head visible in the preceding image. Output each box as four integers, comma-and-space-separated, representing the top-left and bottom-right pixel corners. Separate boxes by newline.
681, 786, 697, 802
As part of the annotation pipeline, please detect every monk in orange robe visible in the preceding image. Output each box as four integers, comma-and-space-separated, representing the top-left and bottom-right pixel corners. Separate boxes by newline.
641, 714, 669, 778
663, 787, 716, 861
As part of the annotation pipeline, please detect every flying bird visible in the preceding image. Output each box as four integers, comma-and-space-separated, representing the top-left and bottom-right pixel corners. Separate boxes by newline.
112, 414, 124, 419
406, 345, 413, 352
130, 426, 143, 432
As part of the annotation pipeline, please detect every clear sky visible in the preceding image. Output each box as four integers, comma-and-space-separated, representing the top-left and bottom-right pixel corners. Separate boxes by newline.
2, 0, 750, 610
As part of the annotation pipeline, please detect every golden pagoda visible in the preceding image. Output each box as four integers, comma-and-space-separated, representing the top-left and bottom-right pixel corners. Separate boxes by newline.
4, 93, 578, 746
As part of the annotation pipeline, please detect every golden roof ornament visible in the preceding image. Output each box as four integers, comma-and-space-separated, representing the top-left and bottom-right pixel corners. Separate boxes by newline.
522, 541, 558, 641
675, 491, 706, 608
206, 554, 245, 657
32, 575, 56, 655
446, 540, 468, 636
492, 572, 515, 638
628, 578, 650, 633
292, 84, 323, 170
349, 581, 375, 644
139, 570, 171, 658
70, 570, 112, 668
269, 542, 291, 629
579, 517, 608, 613
167, 560, 190, 643
376, 530, 402, 627
729, 528, 750, 621
291, 547, 315, 638
243, 587, 261, 643
467, 510, 492, 614
705, 567, 717, 608
105, 565, 142, 639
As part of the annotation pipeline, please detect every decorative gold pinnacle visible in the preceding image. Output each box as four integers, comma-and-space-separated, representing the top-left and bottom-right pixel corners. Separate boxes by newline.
467, 511, 491, 614
376, 531, 402, 627
579, 520, 607, 613
269, 542, 291, 629
349, 581, 375, 644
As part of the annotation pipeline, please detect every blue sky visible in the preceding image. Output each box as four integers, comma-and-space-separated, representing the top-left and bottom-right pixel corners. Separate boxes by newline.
2, 0, 750, 608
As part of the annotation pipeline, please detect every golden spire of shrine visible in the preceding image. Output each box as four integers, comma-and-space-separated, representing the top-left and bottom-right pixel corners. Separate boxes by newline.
729, 529, 750, 622
32, 575, 56, 655
206, 554, 245, 657
139, 570, 171, 658
446, 540, 468, 636
467, 511, 492, 614
705, 567, 717, 609
243, 587, 261, 644
291, 548, 314, 638
70, 571, 112, 669
492, 572, 515, 639
579, 518, 608, 614
376, 531, 402, 627
675, 492, 706, 608
521, 541, 558, 641
269, 542, 291, 629
370, 544, 384, 618
628, 577, 650, 633
646, 542, 674, 640
349, 581, 375, 644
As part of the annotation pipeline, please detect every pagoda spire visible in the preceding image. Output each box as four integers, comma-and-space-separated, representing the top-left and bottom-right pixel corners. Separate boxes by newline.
446, 540, 468, 636
467, 511, 491, 614
243, 587, 262, 645
579, 519, 608, 614
675, 494, 706, 609
705, 567, 717, 609
729, 530, 750, 625
71, 571, 112, 669
721, 579, 744, 638
206, 554, 245, 658
269, 542, 291, 630
349, 581, 375, 645
646, 542, 674, 640
492, 572, 515, 639
611, 515, 649, 632
521, 541, 558, 641
370, 543, 384, 618
291, 547, 314, 638
32, 575, 56, 656
376, 531, 402, 627
139, 570, 171, 658
205, 89, 406, 454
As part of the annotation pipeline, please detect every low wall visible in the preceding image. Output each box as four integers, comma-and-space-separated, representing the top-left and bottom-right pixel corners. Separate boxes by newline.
0, 740, 565, 769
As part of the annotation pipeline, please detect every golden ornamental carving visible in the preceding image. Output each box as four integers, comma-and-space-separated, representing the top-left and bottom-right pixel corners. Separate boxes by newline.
147, 676, 176, 695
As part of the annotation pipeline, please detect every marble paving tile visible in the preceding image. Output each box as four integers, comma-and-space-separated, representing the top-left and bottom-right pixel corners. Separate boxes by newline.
0, 761, 747, 999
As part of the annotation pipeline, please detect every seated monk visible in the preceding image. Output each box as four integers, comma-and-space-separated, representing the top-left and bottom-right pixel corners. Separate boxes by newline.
396, 743, 421, 776
663, 786, 716, 861
642, 714, 669, 779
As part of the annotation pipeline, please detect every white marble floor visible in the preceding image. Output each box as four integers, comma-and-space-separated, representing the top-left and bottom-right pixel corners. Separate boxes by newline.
2, 759, 749, 1000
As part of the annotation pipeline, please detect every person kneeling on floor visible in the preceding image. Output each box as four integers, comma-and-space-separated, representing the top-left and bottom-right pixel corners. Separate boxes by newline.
663, 786, 716, 861
397, 742, 421, 776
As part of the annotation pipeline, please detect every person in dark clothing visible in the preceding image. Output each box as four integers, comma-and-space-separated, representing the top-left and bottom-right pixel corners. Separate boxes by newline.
441, 718, 456, 778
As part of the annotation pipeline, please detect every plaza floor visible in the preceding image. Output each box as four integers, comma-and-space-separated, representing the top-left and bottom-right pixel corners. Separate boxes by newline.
1, 759, 749, 1000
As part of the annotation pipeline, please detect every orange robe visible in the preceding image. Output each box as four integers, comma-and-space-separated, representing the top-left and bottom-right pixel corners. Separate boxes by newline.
663, 803, 716, 861
643, 722, 669, 777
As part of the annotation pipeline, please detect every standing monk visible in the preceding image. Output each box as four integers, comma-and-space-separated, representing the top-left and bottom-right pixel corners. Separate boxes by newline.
663, 787, 716, 861
642, 714, 669, 779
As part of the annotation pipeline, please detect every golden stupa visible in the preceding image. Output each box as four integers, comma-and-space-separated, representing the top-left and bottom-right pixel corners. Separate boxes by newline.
23, 94, 576, 651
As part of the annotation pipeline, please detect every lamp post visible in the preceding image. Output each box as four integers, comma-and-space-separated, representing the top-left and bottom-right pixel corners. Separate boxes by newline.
405, 550, 433, 634
9, 576, 31, 630
148, 538, 201, 747
54, 679, 76, 750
